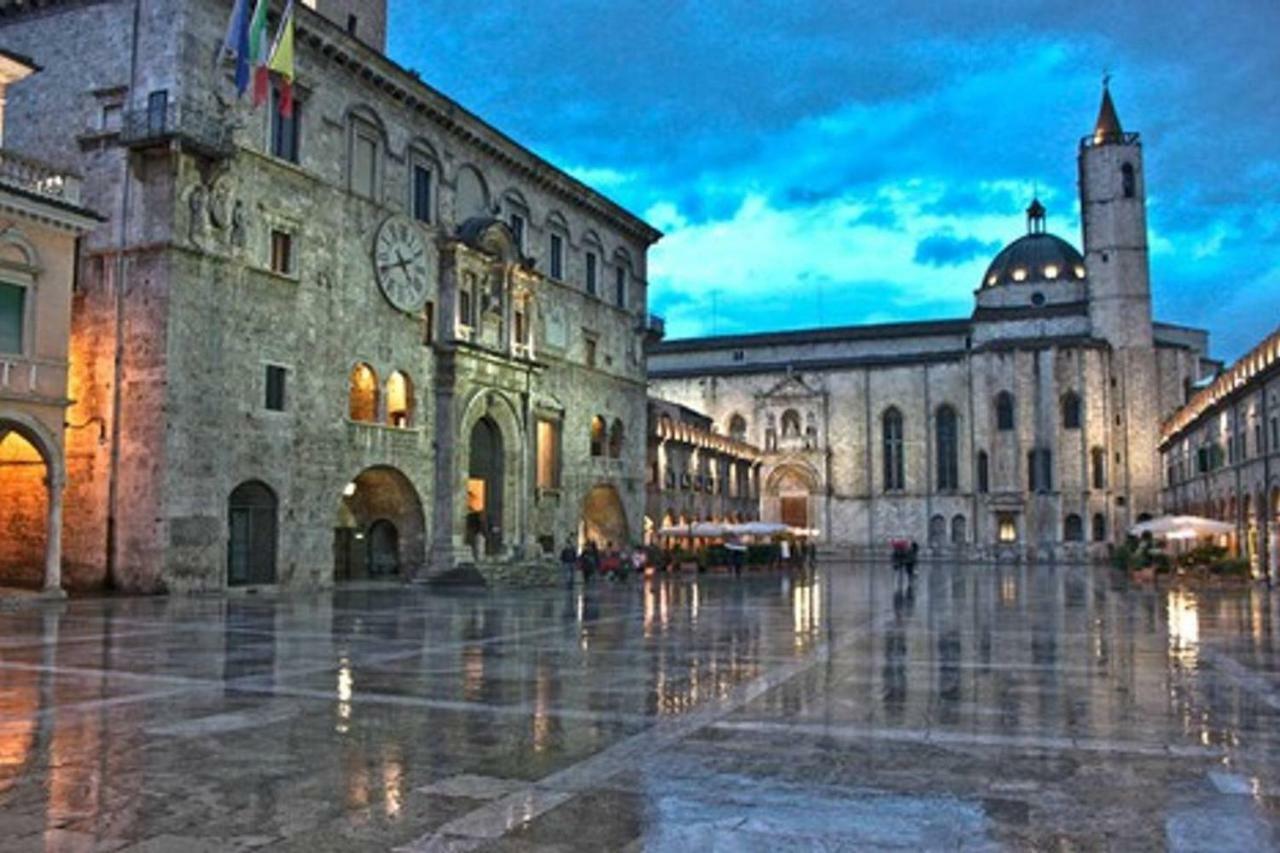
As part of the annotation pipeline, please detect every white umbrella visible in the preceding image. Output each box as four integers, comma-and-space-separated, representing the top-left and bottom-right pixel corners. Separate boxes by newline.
1129, 515, 1234, 539
728, 521, 791, 536
658, 522, 728, 538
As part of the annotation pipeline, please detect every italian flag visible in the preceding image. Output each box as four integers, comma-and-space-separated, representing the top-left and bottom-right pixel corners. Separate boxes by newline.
267, 1, 297, 117
248, 0, 271, 106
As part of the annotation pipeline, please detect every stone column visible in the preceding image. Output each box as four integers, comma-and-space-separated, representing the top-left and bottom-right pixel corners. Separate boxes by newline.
42, 472, 65, 596
427, 352, 460, 576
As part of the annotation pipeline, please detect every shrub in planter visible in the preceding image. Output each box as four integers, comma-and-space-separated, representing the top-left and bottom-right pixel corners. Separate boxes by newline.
1209, 557, 1250, 577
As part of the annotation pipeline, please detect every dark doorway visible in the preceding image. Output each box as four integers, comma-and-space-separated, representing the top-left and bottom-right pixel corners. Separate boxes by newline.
368, 519, 400, 577
468, 417, 504, 556
228, 481, 278, 586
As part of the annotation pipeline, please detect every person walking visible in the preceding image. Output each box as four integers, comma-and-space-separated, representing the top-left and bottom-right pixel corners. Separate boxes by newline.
559, 537, 578, 589
726, 533, 747, 577
906, 540, 919, 580
582, 540, 600, 582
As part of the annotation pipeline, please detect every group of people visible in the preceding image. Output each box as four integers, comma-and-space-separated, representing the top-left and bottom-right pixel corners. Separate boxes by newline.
891, 539, 920, 582
558, 539, 645, 587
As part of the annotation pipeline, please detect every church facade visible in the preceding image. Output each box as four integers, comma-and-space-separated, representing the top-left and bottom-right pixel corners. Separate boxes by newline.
0, 0, 659, 592
650, 91, 1214, 561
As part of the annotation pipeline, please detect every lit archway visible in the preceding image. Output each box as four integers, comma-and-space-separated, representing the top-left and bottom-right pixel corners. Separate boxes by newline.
335, 466, 426, 580
0, 421, 56, 590
386, 371, 414, 428
468, 417, 504, 556
581, 484, 629, 549
349, 363, 379, 422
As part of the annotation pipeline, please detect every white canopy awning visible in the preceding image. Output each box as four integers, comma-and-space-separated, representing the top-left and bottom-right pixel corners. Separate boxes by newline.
1129, 515, 1234, 539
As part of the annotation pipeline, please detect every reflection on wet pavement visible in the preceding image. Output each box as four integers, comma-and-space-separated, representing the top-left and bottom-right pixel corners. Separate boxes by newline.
2, 563, 1280, 850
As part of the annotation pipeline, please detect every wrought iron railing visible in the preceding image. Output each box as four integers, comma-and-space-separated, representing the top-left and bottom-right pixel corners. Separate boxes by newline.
0, 149, 82, 205
121, 100, 233, 158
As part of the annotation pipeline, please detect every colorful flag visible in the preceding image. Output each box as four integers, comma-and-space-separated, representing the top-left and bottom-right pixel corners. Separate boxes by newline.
267, 1, 297, 117
248, 0, 272, 106
217, 0, 253, 96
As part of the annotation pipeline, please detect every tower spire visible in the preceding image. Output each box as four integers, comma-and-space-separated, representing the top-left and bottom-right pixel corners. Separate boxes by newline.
1093, 75, 1124, 145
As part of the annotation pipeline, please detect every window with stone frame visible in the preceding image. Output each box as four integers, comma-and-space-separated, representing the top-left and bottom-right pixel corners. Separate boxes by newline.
1028, 448, 1053, 493
264, 364, 287, 412
385, 371, 413, 428
549, 233, 564, 281
583, 334, 597, 369
1061, 391, 1082, 430
349, 119, 380, 200
1091, 446, 1107, 489
589, 416, 606, 457
270, 86, 301, 163
269, 228, 295, 276
614, 265, 626, 309
608, 419, 625, 459
1092, 513, 1107, 542
411, 160, 433, 223
348, 363, 379, 423
935, 405, 959, 491
536, 418, 561, 490
1064, 514, 1084, 542
996, 391, 1015, 431
585, 251, 598, 297
976, 450, 990, 494
0, 281, 24, 354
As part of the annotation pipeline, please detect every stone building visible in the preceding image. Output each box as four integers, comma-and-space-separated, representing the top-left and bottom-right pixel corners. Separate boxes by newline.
645, 397, 762, 542
1160, 325, 1280, 579
0, 49, 99, 593
0, 0, 659, 592
650, 89, 1214, 561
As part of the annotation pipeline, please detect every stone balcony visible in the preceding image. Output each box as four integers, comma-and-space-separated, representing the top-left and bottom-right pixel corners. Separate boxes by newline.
0, 355, 67, 405
0, 149, 81, 206
346, 420, 425, 462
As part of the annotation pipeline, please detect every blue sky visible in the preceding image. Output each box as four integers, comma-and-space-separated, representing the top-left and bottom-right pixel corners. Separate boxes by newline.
389, 1, 1280, 362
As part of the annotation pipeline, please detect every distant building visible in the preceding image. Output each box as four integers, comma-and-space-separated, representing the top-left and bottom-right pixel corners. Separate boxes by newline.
0, 0, 659, 592
0, 49, 99, 592
645, 397, 762, 542
650, 89, 1214, 560
1160, 325, 1280, 579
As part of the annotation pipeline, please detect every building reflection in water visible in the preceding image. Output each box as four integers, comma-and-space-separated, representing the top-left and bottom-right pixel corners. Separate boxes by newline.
1167, 590, 1199, 668
336, 657, 354, 734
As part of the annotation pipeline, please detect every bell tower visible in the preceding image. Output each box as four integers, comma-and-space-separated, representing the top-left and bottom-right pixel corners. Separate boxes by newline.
1078, 81, 1160, 524
302, 0, 387, 53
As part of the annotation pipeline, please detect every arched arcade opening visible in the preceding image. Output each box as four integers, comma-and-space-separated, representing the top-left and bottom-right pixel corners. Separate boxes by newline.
335, 466, 426, 581
0, 421, 58, 590
581, 484, 629, 549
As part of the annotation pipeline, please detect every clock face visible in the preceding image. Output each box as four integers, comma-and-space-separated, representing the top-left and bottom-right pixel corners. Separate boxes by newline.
374, 215, 433, 313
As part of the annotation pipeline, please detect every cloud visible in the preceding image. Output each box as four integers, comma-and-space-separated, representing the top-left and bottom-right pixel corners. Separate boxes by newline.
914, 234, 1003, 268
389, 0, 1280, 361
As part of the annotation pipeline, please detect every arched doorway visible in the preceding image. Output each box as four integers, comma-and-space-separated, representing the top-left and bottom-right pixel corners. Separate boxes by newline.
766, 463, 818, 530
335, 466, 426, 581
581, 484, 629, 549
468, 417, 504, 556
228, 481, 278, 586
0, 419, 60, 591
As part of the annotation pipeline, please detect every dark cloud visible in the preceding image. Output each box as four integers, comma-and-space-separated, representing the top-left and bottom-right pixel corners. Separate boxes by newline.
914, 235, 1002, 268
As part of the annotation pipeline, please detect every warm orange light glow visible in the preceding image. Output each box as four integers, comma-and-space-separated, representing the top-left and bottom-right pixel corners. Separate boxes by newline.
348, 363, 378, 423
385, 370, 413, 428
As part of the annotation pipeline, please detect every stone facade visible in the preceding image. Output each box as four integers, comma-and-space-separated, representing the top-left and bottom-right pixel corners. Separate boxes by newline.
645, 397, 761, 539
650, 91, 1213, 562
1160, 325, 1280, 580
0, 51, 99, 592
0, 0, 659, 592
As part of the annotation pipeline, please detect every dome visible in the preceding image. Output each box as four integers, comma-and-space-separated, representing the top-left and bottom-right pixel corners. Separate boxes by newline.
980, 199, 1087, 288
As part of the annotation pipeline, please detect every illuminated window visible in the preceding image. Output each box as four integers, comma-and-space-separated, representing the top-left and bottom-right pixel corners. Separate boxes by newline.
986, 274, 997, 287
386, 370, 413, 428
1011, 268, 1027, 282
348, 363, 378, 422
1043, 264, 1059, 279
1073, 265, 1086, 279
536, 419, 560, 489
998, 514, 1018, 543
589, 416, 606, 457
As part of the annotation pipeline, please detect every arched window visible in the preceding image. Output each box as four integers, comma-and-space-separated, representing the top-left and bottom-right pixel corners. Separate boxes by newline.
385, 371, 413, 428
996, 392, 1015, 431
882, 407, 905, 491
608, 418, 625, 459
1061, 391, 1082, 430
1121, 163, 1136, 199
928, 514, 947, 547
348, 363, 378, 422
1092, 513, 1107, 542
1091, 446, 1107, 489
1064, 514, 1084, 542
951, 515, 966, 545
976, 450, 990, 494
590, 416, 606, 458
728, 413, 747, 441
936, 405, 959, 491
781, 409, 801, 438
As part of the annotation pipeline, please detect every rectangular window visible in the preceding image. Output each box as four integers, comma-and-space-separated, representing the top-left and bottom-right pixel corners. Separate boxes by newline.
270, 90, 300, 163
614, 266, 626, 308
264, 364, 287, 411
351, 128, 377, 199
412, 164, 432, 223
146, 89, 168, 134
998, 514, 1018, 543
584, 335, 597, 369
101, 103, 122, 132
510, 214, 525, 252
585, 252, 597, 296
269, 229, 293, 275
1271, 418, 1278, 452
514, 309, 526, 346
0, 282, 24, 354
458, 289, 472, 327
423, 301, 434, 345
536, 419, 561, 490
549, 234, 563, 280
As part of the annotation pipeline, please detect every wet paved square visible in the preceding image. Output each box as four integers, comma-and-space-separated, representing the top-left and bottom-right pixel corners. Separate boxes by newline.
3, 562, 1280, 850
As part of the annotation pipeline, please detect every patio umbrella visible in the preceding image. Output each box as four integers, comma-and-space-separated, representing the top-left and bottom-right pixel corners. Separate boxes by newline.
1129, 515, 1234, 539
658, 522, 728, 538
729, 521, 791, 537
